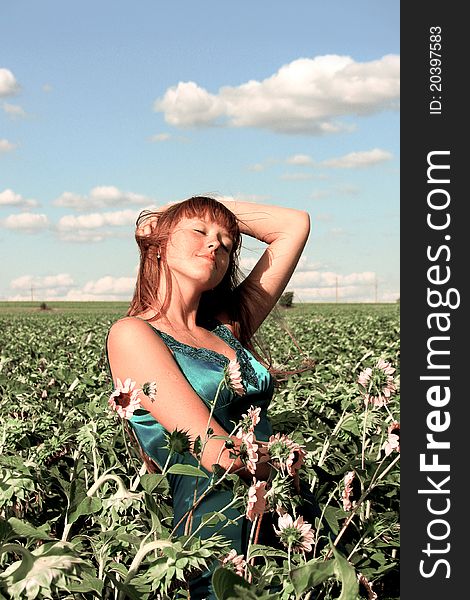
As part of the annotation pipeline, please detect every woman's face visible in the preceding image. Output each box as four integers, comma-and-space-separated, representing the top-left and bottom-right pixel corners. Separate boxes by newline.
164, 215, 234, 291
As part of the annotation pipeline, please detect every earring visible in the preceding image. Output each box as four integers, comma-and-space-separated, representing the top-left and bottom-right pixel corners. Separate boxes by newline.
157, 252, 161, 259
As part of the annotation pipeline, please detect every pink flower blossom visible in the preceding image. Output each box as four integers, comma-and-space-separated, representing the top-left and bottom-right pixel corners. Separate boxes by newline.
221, 549, 247, 577
384, 421, 400, 456
237, 431, 259, 475
357, 367, 373, 388
342, 471, 355, 511
267, 433, 306, 477
245, 479, 267, 521
237, 405, 261, 435
376, 358, 395, 375
108, 378, 141, 419
357, 358, 397, 407
274, 513, 315, 553
224, 359, 245, 396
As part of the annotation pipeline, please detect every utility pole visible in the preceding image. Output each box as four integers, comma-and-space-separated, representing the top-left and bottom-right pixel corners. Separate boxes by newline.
374, 276, 378, 303
335, 276, 338, 303
31, 284, 34, 302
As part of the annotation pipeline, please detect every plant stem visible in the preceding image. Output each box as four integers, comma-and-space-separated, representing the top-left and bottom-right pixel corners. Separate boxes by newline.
361, 401, 369, 470
325, 453, 400, 559
87, 473, 130, 497
186, 378, 225, 536
170, 457, 236, 536
310, 409, 347, 493
182, 495, 240, 548
160, 449, 174, 477
118, 540, 173, 600
245, 514, 259, 582
61, 449, 80, 542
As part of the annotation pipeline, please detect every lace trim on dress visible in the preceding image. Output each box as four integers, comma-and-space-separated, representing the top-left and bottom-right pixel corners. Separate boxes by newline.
153, 324, 259, 389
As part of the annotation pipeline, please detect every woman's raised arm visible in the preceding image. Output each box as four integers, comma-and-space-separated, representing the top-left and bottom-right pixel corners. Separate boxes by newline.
219, 199, 310, 334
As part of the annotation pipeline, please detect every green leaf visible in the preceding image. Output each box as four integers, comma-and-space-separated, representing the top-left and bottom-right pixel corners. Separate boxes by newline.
212, 566, 251, 600
0, 518, 12, 543
323, 506, 344, 535
340, 414, 360, 436
7, 518, 52, 542
201, 511, 226, 526
290, 558, 336, 598
290, 545, 359, 600
65, 574, 104, 595
67, 496, 102, 524
140, 473, 169, 494
248, 544, 288, 560
332, 545, 359, 600
166, 464, 209, 478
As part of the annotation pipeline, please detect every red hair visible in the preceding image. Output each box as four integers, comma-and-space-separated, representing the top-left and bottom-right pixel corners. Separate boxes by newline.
127, 196, 261, 349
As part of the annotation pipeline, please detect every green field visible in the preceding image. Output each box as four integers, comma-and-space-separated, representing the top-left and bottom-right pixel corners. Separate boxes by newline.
0, 302, 400, 599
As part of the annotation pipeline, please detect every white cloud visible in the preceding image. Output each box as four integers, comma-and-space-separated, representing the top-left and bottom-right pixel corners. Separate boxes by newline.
321, 148, 393, 168
155, 80, 224, 127
57, 209, 139, 231
1, 212, 49, 232
82, 276, 135, 296
148, 132, 172, 142
55, 208, 139, 242
42, 84, 53, 93
291, 270, 375, 288
7, 273, 135, 301
314, 213, 333, 222
8, 273, 77, 301
0, 138, 19, 153
286, 154, 315, 166
154, 54, 399, 135
2, 102, 28, 118
286, 269, 385, 302
238, 252, 388, 302
310, 190, 333, 200
0, 68, 20, 97
11, 273, 74, 290
0, 189, 38, 208
53, 185, 154, 210
248, 163, 265, 172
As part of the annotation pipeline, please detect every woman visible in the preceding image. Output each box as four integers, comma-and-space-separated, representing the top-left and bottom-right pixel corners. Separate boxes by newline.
106, 195, 310, 598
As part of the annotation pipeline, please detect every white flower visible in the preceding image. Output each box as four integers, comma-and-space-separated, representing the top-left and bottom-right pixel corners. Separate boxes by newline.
342, 471, 355, 511
245, 479, 267, 521
224, 359, 245, 396
221, 549, 247, 578
266, 433, 306, 477
357, 358, 397, 407
274, 513, 315, 553
108, 378, 141, 419
384, 421, 400, 456
142, 380, 157, 402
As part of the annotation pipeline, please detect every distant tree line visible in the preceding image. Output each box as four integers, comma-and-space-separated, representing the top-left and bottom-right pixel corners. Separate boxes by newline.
278, 291, 294, 308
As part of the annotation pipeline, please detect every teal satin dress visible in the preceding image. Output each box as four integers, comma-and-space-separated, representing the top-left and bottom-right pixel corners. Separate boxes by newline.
128, 320, 275, 599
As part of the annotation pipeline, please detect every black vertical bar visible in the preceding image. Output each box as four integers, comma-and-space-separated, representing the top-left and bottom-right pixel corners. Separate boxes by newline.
401, 4, 465, 598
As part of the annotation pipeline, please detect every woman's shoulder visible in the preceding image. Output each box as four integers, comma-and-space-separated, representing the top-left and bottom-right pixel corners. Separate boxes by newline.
107, 316, 160, 348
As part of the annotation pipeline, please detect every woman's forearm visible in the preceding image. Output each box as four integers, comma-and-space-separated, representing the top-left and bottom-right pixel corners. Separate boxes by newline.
219, 199, 310, 245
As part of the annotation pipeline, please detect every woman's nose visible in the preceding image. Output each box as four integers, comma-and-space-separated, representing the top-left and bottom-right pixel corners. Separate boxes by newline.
207, 238, 221, 250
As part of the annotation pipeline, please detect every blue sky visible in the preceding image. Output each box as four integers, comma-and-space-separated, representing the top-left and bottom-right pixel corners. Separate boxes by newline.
1, 0, 399, 302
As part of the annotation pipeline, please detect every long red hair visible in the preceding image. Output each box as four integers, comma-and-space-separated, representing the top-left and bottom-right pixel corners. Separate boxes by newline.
127, 196, 262, 350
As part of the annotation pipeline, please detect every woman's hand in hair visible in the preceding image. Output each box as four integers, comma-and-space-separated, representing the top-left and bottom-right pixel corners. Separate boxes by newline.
135, 202, 178, 237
